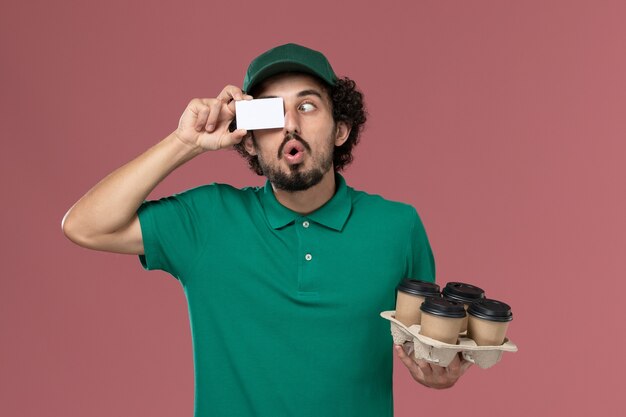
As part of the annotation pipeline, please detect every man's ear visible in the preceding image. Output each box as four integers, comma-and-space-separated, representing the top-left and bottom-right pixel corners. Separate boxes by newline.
243, 132, 257, 156
334, 122, 351, 147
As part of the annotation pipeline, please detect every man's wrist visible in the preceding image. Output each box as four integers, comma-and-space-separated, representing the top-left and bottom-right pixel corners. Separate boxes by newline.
167, 131, 205, 161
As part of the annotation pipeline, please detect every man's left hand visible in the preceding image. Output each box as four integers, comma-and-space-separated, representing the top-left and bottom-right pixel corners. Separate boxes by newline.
394, 344, 472, 389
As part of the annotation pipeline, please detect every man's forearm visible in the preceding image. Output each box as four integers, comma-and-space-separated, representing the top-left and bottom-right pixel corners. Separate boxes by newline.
62, 132, 202, 244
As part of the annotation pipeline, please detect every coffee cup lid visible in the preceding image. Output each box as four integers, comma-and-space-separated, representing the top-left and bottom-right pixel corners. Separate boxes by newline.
468, 298, 513, 322
396, 279, 440, 297
442, 282, 485, 303
420, 296, 466, 318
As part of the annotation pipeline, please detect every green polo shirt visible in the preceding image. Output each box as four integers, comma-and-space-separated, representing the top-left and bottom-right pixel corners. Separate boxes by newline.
137, 174, 435, 417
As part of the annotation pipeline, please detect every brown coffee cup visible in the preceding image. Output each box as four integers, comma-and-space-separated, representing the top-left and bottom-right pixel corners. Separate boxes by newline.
467, 298, 513, 346
442, 282, 485, 333
419, 297, 466, 344
395, 279, 440, 326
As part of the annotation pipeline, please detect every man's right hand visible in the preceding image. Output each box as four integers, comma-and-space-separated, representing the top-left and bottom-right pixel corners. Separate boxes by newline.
175, 85, 252, 151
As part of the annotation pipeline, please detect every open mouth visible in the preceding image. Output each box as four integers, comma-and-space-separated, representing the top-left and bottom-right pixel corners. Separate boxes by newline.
282, 140, 306, 164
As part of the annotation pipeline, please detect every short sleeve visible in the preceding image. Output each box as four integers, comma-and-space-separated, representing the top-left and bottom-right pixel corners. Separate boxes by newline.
137, 186, 212, 281
403, 208, 436, 283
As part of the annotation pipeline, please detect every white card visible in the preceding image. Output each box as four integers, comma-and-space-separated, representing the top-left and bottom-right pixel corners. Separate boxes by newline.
235, 97, 285, 130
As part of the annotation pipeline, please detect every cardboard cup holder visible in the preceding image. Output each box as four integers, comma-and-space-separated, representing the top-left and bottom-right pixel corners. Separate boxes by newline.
380, 310, 518, 369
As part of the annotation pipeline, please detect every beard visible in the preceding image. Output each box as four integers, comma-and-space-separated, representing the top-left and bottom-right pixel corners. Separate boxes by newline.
254, 133, 334, 192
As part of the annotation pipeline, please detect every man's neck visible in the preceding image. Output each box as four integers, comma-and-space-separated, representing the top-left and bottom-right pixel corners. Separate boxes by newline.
271, 170, 337, 215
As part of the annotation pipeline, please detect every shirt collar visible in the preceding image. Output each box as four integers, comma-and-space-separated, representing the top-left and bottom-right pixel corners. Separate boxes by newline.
261, 173, 352, 231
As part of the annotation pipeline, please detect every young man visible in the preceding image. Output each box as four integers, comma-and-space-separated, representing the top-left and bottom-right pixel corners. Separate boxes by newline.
63, 43, 470, 417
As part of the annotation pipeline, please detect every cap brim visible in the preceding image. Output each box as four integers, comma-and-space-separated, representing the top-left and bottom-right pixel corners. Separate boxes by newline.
245, 61, 335, 93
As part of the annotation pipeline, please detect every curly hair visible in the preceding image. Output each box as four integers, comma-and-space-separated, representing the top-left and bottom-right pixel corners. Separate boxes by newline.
233, 75, 367, 175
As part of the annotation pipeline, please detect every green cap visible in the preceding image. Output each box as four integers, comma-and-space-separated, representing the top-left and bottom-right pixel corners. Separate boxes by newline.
243, 43, 337, 93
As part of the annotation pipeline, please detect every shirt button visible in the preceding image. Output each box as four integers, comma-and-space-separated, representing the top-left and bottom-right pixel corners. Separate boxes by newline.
302, 221, 310, 228
305, 253, 312, 261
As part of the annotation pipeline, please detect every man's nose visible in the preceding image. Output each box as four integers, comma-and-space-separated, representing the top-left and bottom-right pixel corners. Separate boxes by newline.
283, 108, 300, 134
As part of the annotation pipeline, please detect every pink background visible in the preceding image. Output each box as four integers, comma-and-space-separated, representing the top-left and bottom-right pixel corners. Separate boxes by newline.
2, 1, 624, 416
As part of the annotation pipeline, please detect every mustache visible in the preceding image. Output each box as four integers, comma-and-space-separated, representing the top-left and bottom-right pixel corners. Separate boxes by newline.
277, 133, 312, 159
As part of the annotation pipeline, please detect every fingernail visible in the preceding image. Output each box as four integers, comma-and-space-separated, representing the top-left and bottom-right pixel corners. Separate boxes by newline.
206, 124, 214, 131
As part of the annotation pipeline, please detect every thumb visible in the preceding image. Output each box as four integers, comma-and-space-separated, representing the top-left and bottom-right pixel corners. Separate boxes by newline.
460, 359, 473, 374
220, 129, 248, 148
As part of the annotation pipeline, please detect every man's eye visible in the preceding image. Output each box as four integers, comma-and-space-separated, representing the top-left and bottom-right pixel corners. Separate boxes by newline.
298, 102, 316, 112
